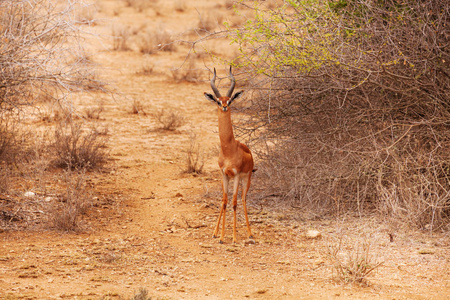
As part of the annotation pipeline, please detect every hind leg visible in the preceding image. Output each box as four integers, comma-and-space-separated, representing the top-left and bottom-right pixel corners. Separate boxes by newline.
232, 174, 240, 243
241, 172, 253, 239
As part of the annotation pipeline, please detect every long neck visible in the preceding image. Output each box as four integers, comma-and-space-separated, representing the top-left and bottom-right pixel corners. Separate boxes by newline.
217, 109, 236, 154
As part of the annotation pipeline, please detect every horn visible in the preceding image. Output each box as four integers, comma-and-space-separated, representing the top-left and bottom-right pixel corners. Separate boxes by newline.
226, 66, 236, 98
210, 68, 221, 98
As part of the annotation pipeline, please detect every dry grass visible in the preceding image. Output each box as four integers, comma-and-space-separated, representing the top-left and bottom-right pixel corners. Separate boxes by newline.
224, 0, 235, 9
124, 0, 158, 13
0, 164, 10, 193
131, 100, 146, 115
48, 170, 92, 232
38, 102, 70, 123
0, 115, 19, 164
139, 27, 176, 54
131, 288, 151, 300
84, 103, 104, 120
326, 237, 384, 284
174, 0, 187, 12
76, 3, 97, 25
154, 109, 185, 131
112, 24, 131, 51
170, 61, 203, 83
136, 62, 155, 76
197, 12, 224, 32
52, 121, 109, 170
184, 132, 205, 174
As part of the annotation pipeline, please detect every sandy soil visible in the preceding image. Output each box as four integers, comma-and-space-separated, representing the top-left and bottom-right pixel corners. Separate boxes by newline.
1, 1, 449, 299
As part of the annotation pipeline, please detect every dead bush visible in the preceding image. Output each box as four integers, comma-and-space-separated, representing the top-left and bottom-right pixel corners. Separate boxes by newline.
154, 109, 185, 131
174, 1, 187, 12
327, 237, 383, 284
124, 0, 158, 13
136, 62, 155, 76
0, 114, 19, 164
170, 61, 203, 83
84, 103, 104, 120
112, 24, 131, 51
0, 164, 10, 193
184, 132, 205, 174
224, 0, 235, 9
0, 0, 106, 110
197, 12, 224, 32
53, 121, 108, 170
131, 100, 146, 115
38, 102, 71, 123
131, 288, 151, 300
76, 3, 97, 25
48, 170, 92, 232
139, 27, 176, 54
170, 68, 203, 83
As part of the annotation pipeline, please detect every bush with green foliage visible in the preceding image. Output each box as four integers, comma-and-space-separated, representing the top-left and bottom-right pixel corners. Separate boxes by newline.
228, 0, 449, 230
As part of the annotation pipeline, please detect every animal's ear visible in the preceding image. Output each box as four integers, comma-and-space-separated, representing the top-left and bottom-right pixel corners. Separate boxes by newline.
227, 90, 244, 106
204, 92, 219, 105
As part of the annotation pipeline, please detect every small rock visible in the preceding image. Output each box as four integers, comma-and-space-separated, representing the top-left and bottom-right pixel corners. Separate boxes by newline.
418, 248, 435, 255
244, 239, 256, 245
175, 192, 183, 197
256, 288, 268, 294
305, 229, 321, 239
24, 191, 35, 198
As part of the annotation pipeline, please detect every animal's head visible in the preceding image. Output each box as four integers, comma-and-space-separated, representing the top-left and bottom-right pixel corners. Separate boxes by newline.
204, 66, 243, 112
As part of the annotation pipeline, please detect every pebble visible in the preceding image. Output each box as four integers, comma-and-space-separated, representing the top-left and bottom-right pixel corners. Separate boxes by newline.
24, 191, 35, 198
305, 229, 322, 239
244, 239, 256, 245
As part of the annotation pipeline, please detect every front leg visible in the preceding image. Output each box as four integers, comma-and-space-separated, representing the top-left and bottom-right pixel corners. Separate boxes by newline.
213, 173, 229, 243
232, 174, 240, 243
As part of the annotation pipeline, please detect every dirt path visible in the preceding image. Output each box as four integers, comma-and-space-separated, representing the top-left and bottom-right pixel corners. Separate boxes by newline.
1, 1, 449, 299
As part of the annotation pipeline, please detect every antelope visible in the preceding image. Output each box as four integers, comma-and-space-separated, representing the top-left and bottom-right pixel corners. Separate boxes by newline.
204, 66, 255, 244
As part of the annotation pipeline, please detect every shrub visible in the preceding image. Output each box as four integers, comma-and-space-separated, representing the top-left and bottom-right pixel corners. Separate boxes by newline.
131, 100, 146, 115
174, 0, 187, 12
327, 237, 383, 284
112, 24, 131, 51
53, 121, 108, 170
154, 109, 185, 131
197, 12, 224, 32
139, 27, 176, 54
0, 0, 105, 111
48, 170, 91, 232
124, 0, 158, 13
184, 132, 205, 174
170, 62, 203, 83
84, 103, 104, 120
0, 114, 19, 164
131, 287, 151, 300
228, 0, 450, 229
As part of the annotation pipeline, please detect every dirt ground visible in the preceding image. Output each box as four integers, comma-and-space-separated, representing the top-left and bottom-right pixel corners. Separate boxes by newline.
1, 1, 449, 299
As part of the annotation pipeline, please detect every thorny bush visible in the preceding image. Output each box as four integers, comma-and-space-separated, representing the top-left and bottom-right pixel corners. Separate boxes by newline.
227, 0, 449, 230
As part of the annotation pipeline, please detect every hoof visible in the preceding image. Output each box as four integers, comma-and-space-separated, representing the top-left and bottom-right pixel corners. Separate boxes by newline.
219, 240, 224, 244
249, 235, 254, 239
212, 235, 217, 239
